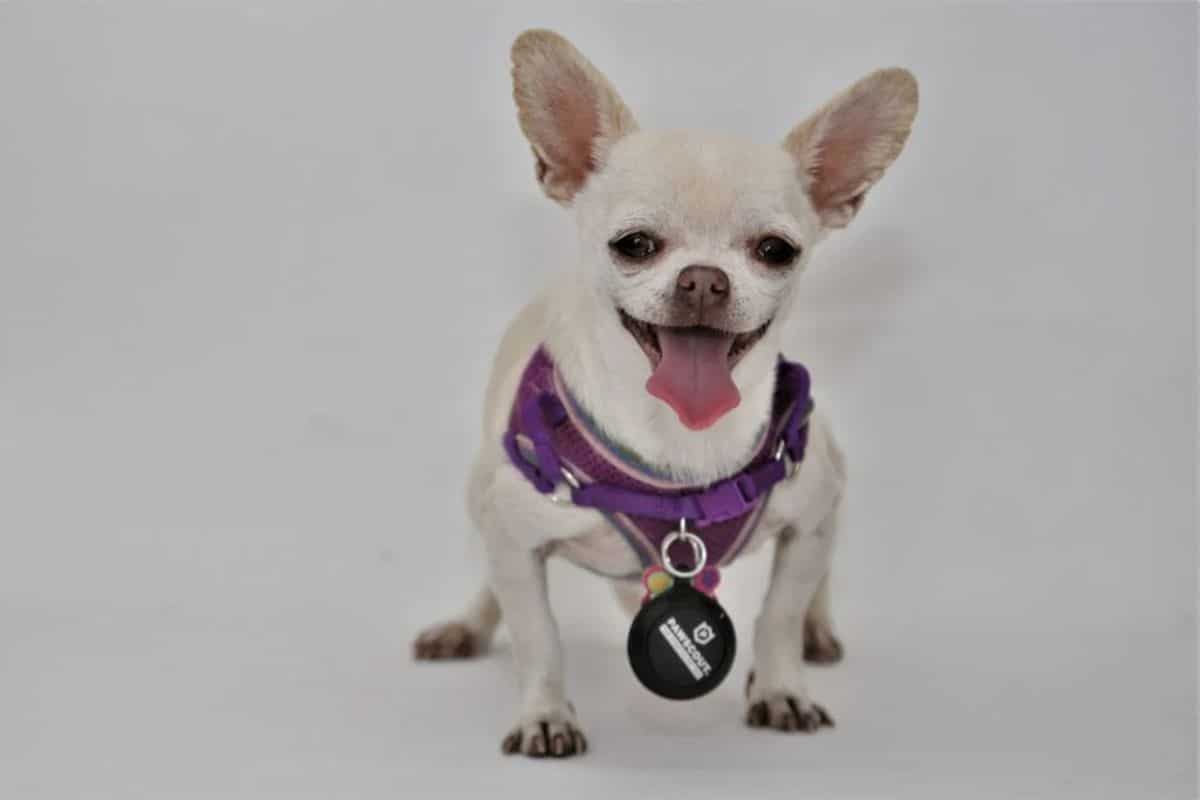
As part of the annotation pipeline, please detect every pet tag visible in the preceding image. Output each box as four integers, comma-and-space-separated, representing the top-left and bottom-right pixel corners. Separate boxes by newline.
626, 522, 736, 700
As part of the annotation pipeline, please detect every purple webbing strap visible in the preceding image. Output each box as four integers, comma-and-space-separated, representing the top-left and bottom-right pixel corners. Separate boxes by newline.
570, 458, 787, 525
502, 392, 569, 493
777, 359, 814, 464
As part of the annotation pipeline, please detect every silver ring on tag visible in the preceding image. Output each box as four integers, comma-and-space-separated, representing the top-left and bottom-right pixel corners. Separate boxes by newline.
661, 520, 707, 579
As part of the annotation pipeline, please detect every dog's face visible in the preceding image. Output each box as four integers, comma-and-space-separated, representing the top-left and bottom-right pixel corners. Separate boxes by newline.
512, 30, 917, 431
573, 132, 820, 430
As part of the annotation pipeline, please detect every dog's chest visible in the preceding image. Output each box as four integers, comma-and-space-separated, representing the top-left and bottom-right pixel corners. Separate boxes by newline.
551, 505, 783, 579
551, 523, 643, 578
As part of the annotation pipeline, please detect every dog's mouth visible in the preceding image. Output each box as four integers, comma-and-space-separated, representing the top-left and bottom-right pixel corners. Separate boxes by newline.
619, 309, 771, 430
619, 311, 770, 369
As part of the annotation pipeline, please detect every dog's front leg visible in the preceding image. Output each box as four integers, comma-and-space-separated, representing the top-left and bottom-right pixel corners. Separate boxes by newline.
747, 505, 839, 733
483, 534, 587, 757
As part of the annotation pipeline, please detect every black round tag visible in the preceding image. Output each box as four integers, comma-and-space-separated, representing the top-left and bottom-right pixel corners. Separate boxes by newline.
626, 582, 736, 700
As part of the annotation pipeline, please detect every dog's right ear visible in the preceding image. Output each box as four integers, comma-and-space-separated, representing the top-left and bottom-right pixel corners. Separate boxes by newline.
511, 29, 638, 205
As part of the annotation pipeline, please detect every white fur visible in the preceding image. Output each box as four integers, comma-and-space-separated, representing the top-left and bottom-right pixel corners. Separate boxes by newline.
416, 29, 917, 757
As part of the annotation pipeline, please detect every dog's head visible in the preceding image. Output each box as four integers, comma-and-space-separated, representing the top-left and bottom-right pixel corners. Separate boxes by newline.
511, 30, 917, 432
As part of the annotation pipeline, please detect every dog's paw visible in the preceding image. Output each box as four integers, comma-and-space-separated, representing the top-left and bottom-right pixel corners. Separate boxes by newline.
745, 695, 834, 732
501, 707, 588, 758
412, 621, 483, 660
803, 620, 844, 665
744, 671, 834, 733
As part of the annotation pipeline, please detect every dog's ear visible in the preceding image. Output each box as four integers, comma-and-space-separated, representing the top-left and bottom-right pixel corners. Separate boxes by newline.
511, 29, 638, 204
783, 68, 918, 229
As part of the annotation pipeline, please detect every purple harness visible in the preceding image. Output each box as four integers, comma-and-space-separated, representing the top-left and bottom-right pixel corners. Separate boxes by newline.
503, 347, 814, 576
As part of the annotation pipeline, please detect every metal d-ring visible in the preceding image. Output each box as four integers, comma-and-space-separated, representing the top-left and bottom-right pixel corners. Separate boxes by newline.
661, 519, 707, 579
549, 465, 581, 504
774, 439, 800, 478
560, 466, 581, 489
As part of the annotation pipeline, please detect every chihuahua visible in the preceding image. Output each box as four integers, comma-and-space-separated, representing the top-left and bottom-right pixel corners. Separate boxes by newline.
414, 29, 918, 758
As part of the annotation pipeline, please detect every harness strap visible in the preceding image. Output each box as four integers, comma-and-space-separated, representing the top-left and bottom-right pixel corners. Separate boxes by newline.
504, 356, 814, 527
776, 359, 814, 465
570, 458, 787, 524
502, 391, 568, 493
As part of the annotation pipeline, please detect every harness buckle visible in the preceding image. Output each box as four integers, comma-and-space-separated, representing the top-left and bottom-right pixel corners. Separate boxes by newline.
695, 477, 755, 523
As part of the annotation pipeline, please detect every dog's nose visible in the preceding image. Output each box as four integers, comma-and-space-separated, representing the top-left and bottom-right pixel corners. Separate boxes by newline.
675, 265, 730, 307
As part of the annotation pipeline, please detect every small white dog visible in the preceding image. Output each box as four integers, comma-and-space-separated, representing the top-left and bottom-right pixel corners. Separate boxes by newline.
415, 29, 918, 758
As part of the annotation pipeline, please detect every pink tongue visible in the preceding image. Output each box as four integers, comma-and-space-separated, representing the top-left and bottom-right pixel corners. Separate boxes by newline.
646, 329, 740, 430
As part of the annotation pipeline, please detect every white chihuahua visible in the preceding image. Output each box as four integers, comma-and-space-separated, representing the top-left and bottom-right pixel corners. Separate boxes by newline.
414, 29, 918, 758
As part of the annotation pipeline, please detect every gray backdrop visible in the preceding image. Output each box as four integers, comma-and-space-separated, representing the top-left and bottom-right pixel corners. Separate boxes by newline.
1, 2, 1195, 798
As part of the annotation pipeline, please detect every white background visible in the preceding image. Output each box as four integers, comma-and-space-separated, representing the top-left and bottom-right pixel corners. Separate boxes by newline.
1, 2, 1195, 798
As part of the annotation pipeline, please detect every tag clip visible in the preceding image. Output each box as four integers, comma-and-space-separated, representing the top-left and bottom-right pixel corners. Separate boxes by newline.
660, 518, 707, 579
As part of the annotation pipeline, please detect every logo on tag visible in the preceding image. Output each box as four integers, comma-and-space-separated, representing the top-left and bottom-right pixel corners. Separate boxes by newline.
692, 621, 716, 646
657, 616, 713, 680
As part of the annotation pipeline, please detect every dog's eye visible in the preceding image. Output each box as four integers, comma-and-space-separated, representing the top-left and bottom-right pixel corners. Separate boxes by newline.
755, 236, 800, 267
609, 231, 659, 261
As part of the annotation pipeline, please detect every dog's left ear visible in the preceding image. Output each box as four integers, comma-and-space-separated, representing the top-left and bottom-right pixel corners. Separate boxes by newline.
784, 68, 919, 229
511, 29, 638, 204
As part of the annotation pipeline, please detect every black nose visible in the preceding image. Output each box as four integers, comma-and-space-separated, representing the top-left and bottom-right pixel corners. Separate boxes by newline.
675, 265, 730, 307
